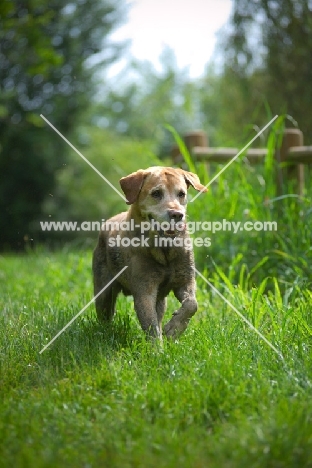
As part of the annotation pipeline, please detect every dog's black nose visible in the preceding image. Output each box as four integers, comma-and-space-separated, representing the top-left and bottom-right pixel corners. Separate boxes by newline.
168, 210, 184, 222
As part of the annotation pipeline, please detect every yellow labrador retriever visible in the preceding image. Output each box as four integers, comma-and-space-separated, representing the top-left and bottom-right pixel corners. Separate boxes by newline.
92, 166, 207, 340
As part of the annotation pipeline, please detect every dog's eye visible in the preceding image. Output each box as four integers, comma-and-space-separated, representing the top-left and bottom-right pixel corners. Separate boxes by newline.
151, 190, 162, 199
178, 191, 186, 198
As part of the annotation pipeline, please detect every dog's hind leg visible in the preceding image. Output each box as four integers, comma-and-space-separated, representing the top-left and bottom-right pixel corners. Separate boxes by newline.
94, 280, 120, 322
92, 247, 120, 322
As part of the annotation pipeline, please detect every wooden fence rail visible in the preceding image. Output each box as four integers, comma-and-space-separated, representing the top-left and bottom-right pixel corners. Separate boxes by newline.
171, 128, 312, 196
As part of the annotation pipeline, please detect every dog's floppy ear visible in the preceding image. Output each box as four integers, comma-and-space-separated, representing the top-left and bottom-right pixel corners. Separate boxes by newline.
120, 170, 146, 205
177, 169, 208, 193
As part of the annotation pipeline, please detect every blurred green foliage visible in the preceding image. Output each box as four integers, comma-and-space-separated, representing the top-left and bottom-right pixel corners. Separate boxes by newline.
182, 121, 312, 288
0, 0, 126, 249
1, 0, 312, 264
92, 47, 201, 158
216, 0, 312, 144
40, 126, 161, 245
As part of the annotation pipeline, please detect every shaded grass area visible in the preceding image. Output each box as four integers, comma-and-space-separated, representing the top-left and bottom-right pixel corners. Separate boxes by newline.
1, 250, 312, 467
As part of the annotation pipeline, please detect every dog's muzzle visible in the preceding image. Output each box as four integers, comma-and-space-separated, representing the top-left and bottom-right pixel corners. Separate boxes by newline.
148, 214, 186, 237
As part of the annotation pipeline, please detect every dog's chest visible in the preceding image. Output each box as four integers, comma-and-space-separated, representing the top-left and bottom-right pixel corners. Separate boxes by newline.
155, 251, 193, 290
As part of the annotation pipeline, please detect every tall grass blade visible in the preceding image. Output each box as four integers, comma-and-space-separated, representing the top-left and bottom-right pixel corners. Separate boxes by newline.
164, 124, 196, 173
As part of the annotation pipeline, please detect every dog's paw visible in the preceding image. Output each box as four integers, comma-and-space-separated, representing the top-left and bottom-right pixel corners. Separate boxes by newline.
163, 313, 188, 339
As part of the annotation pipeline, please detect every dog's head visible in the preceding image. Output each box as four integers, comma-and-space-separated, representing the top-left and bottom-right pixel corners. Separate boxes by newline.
120, 167, 207, 235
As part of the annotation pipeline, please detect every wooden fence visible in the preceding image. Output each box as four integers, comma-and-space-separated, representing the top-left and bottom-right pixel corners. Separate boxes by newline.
171, 128, 312, 196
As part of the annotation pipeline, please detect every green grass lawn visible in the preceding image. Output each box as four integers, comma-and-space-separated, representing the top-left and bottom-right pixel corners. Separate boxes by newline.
1, 248, 312, 467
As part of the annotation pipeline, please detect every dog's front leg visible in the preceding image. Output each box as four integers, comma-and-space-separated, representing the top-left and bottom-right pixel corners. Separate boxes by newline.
163, 283, 198, 339
133, 292, 162, 339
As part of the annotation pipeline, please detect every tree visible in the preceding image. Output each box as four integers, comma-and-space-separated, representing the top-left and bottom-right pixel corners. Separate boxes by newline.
220, 0, 312, 142
95, 47, 200, 157
0, 0, 126, 249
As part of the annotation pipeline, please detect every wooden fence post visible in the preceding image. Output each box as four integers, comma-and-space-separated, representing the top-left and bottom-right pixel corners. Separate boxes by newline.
184, 130, 208, 152
171, 131, 208, 164
276, 128, 304, 196
183, 130, 209, 172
